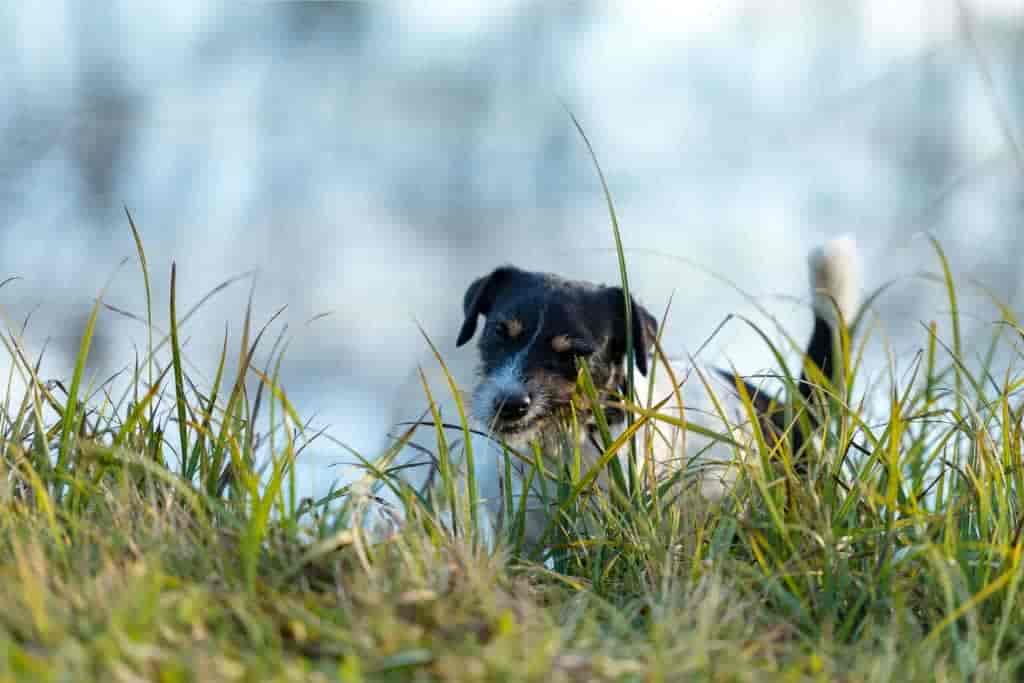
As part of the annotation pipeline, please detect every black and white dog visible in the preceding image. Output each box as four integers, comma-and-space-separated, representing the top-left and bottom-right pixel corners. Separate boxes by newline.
455, 236, 861, 543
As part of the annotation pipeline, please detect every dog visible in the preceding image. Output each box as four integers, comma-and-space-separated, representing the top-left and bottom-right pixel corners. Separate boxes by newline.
454, 236, 861, 547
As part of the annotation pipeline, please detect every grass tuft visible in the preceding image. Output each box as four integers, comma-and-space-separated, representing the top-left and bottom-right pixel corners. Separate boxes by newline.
1, 212, 1024, 681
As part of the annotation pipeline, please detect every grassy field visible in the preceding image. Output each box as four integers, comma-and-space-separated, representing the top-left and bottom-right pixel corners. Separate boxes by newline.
2, 207, 1024, 682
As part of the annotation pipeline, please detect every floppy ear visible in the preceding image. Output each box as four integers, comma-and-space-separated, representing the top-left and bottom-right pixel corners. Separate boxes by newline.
456, 266, 521, 347
602, 287, 657, 376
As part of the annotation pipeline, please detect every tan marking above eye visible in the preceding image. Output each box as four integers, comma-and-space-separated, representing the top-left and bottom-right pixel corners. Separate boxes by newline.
551, 334, 573, 353
502, 318, 524, 338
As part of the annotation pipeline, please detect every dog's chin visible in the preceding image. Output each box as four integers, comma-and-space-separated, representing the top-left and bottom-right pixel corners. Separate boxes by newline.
480, 410, 563, 446
489, 419, 543, 445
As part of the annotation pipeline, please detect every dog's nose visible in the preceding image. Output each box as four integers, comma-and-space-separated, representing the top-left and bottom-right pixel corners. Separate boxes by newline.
495, 391, 531, 421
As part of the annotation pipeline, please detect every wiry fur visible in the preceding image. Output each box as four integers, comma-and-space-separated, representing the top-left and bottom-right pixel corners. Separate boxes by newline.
408, 236, 863, 550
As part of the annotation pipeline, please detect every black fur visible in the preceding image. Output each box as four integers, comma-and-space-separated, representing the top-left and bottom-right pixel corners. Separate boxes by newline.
458, 264, 849, 450
457, 267, 655, 378
801, 316, 834, 406
717, 307, 844, 460
457, 266, 526, 347
598, 286, 657, 377
456, 266, 656, 437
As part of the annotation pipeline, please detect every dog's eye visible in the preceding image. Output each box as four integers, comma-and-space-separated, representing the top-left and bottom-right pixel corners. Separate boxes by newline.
494, 319, 524, 341
552, 335, 594, 356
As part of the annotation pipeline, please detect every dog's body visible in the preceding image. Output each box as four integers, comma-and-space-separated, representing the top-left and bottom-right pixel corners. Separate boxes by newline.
468, 359, 760, 547
400, 237, 861, 549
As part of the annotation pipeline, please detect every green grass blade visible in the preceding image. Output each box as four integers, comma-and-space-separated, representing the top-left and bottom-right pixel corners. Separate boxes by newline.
169, 263, 192, 476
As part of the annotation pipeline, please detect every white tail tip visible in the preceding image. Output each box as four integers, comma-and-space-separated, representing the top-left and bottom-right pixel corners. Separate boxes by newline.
808, 235, 861, 326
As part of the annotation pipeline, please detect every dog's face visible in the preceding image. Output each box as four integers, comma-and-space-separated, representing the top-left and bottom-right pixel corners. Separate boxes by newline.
456, 266, 657, 443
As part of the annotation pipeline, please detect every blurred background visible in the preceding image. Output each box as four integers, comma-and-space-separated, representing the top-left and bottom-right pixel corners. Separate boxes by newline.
2, 1, 1023, 500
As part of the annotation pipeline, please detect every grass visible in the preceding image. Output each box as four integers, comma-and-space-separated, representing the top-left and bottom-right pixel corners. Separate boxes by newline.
2, 211, 1024, 682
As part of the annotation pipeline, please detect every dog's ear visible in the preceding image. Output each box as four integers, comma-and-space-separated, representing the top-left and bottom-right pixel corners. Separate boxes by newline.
456, 266, 522, 347
601, 287, 657, 376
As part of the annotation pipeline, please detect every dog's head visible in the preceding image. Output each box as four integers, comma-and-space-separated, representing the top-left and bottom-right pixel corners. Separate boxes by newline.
455, 266, 657, 443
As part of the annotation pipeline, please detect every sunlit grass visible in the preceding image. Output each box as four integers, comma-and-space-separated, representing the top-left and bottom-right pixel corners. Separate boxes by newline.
0, 206, 1023, 682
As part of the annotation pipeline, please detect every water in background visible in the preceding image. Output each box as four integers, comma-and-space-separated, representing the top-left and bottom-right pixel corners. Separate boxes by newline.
2, 2, 1023, 500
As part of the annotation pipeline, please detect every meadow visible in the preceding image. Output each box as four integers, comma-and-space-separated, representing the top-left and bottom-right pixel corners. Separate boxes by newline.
1, 194, 1023, 682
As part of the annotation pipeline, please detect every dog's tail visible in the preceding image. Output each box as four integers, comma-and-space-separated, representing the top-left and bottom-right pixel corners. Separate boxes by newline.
801, 235, 861, 404
716, 236, 861, 453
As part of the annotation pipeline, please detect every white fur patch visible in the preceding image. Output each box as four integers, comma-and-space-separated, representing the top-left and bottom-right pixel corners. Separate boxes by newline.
808, 235, 861, 325
471, 313, 548, 435
471, 353, 527, 426
626, 361, 754, 500
470, 359, 758, 551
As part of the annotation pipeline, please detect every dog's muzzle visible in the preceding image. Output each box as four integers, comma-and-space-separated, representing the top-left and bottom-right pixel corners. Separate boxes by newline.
472, 369, 548, 439
485, 386, 539, 437
493, 389, 531, 422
